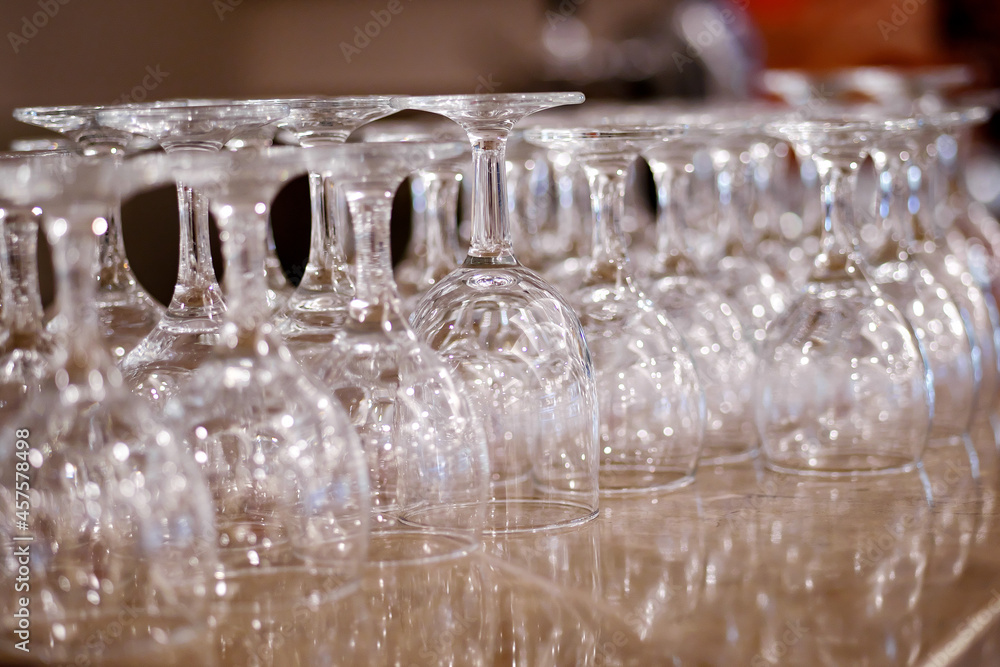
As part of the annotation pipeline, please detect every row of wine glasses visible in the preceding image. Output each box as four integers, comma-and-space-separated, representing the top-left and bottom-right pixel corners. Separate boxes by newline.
0, 80, 998, 663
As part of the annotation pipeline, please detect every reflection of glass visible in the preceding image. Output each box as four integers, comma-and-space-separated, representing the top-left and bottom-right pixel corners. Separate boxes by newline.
0, 184, 54, 423
157, 148, 370, 583
0, 153, 217, 666
98, 101, 290, 410
759, 117, 931, 475
754, 470, 931, 665
306, 142, 488, 560
394, 93, 599, 532
524, 124, 704, 493
13, 105, 165, 362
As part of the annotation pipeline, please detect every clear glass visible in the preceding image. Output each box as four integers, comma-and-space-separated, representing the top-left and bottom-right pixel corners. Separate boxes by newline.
305, 141, 489, 560
524, 124, 704, 493
155, 148, 371, 589
644, 139, 760, 464
13, 104, 166, 362
394, 93, 599, 531
864, 130, 979, 455
0, 152, 217, 666
758, 118, 931, 475
351, 119, 470, 315
0, 197, 55, 424
271, 96, 398, 358
97, 101, 290, 410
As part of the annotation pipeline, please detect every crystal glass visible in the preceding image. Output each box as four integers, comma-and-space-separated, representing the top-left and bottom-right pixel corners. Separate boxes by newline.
0, 160, 55, 424
154, 147, 370, 591
13, 104, 166, 362
0, 152, 217, 666
644, 138, 760, 464
758, 117, 932, 475
394, 93, 599, 531
525, 124, 704, 493
97, 101, 290, 410
271, 96, 398, 357
305, 141, 489, 559
351, 119, 470, 315
864, 123, 980, 454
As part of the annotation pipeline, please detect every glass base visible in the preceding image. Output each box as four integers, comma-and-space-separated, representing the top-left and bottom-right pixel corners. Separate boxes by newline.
700, 446, 758, 467
598, 465, 695, 496
366, 529, 478, 566
763, 453, 919, 477
483, 498, 598, 534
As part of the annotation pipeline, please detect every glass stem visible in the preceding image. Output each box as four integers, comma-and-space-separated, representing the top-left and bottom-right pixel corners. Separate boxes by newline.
96, 201, 133, 291
649, 156, 696, 278
47, 213, 110, 370
304, 171, 328, 277
216, 202, 270, 346
583, 159, 630, 285
170, 183, 223, 316
810, 156, 861, 282
347, 184, 399, 315
325, 177, 354, 275
466, 134, 516, 265
424, 172, 462, 279
1, 215, 44, 336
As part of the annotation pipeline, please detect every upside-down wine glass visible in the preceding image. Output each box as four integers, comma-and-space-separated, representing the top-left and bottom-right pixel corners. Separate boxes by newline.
395, 93, 600, 531
524, 124, 705, 493
352, 119, 470, 315
758, 116, 932, 475
0, 151, 218, 666
864, 121, 980, 459
154, 147, 371, 592
271, 96, 398, 358
306, 141, 489, 560
0, 154, 56, 424
643, 137, 760, 464
97, 101, 290, 410
12, 104, 166, 362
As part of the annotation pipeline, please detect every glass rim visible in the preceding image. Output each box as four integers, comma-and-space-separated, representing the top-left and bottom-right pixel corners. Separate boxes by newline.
523, 124, 684, 146
391, 91, 585, 110
96, 101, 290, 123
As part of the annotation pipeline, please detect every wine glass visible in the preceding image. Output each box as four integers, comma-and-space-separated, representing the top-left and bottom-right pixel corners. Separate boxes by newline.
97, 101, 290, 410
153, 147, 371, 592
270, 96, 398, 358
643, 137, 760, 464
0, 151, 218, 666
12, 104, 166, 362
393, 93, 599, 532
758, 115, 932, 475
351, 119, 470, 315
305, 140, 489, 560
524, 123, 705, 493
0, 155, 56, 424
864, 122, 980, 457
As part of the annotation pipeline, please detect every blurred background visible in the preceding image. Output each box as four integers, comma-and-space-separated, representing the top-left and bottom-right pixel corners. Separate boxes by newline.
0, 0, 997, 302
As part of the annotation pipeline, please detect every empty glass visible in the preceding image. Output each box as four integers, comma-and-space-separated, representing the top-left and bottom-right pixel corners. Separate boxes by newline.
0, 151, 217, 666
644, 137, 760, 464
758, 116, 932, 475
98, 101, 290, 410
394, 93, 599, 531
305, 141, 489, 559
155, 147, 371, 589
13, 104, 166, 362
524, 123, 704, 493
271, 96, 398, 358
